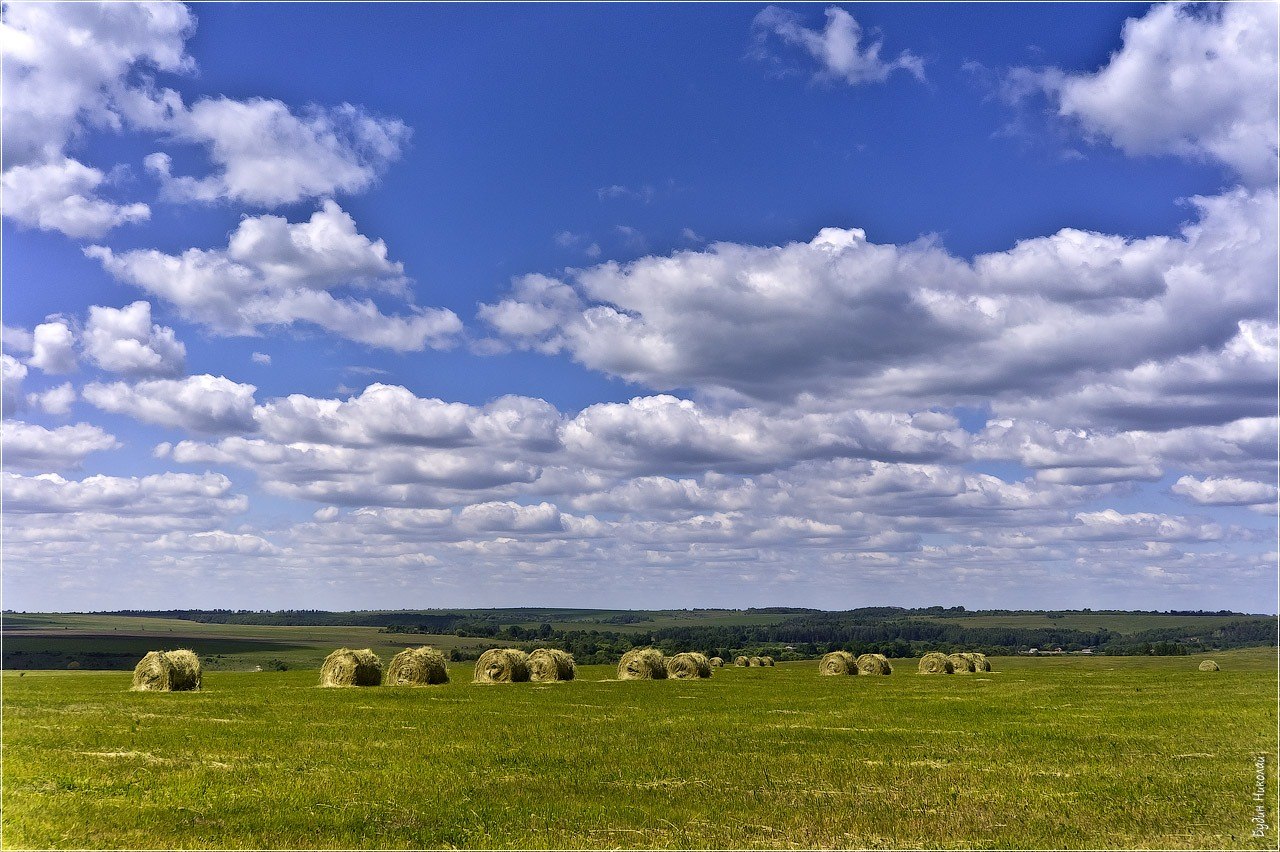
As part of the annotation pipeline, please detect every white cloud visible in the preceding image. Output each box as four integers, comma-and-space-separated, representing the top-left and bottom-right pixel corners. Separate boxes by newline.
83, 301, 186, 376
1173, 475, 1278, 513
87, 201, 462, 351
0, 1, 190, 237
481, 187, 1275, 417
1044, 1, 1278, 184
1069, 509, 1223, 544
2, 470, 244, 518
138, 98, 410, 206
29, 382, 76, 416
3, 325, 34, 354
2, 421, 119, 470
83, 374, 258, 434
0, 0, 194, 166
1, 158, 149, 238
2, 354, 28, 417
597, 184, 655, 203
146, 530, 280, 556
753, 6, 924, 85
251, 352, 272, 365
28, 320, 77, 374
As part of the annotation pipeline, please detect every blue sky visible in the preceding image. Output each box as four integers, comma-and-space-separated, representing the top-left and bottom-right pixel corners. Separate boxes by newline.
2, 1, 1276, 613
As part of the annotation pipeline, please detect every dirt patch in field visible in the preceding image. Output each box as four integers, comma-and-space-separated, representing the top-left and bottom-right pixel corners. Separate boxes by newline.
78, 750, 170, 764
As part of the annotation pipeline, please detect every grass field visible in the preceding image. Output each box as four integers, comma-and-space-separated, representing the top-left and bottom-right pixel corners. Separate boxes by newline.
6, 609, 1269, 672
3, 648, 1275, 849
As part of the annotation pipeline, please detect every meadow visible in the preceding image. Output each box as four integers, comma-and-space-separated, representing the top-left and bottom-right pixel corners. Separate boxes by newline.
3, 648, 1275, 849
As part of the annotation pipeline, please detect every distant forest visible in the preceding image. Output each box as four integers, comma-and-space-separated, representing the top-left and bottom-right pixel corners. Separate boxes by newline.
72, 606, 1277, 665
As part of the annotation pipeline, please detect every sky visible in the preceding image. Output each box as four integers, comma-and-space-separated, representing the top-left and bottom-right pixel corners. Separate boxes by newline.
2, 1, 1277, 614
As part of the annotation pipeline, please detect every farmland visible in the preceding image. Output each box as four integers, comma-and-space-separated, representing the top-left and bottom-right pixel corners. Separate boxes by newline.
3, 648, 1276, 849
5, 608, 1273, 671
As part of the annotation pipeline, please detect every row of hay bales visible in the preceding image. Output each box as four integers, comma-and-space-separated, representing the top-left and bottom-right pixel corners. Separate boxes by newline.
819, 651, 893, 676
618, 648, 716, 679
128, 646, 1222, 692
319, 646, 578, 686
918, 651, 992, 674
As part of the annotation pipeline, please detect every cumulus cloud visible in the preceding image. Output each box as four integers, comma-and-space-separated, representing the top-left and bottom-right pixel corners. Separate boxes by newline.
83, 374, 258, 434
1173, 475, 1278, 513
753, 6, 924, 85
28, 382, 77, 415
2, 354, 28, 417
2, 0, 411, 242
83, 301, 186, 376
1, 158, 149, 238
0, 1, 193, 165
27, 320, 77, 374
481, 187, 1276, 413
3, 325, 34, 354
138, 99, 410, 206
2, 470, 245, 518
2, 421, 120, 470
87, 201, 462, 350
1034, 2, 1278, 184
0, 1, 191, 236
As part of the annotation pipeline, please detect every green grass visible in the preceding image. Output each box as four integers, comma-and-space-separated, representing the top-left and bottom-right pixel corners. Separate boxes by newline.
3, 648, 1275, 849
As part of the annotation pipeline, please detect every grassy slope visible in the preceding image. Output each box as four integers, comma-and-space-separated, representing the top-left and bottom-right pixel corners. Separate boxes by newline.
3, 648, 1275, 849
7, 610, 1273, 673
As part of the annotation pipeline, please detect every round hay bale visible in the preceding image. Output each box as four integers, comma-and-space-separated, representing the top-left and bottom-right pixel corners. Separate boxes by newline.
666, 652, 713, 679
385, 646, 449, 686
708, 656, 724, 667
948, 653, 976, 673
618, 647, 667, 680
857, 653, 893, 675
918, 652, 954, 675
748, 656, 764, 667
474, 648, 531, 683
819, 651, 857, 676
1198, 660, 1220, 672
528, 648, 576, 682
733, 655, 750, 667
66, 661, 81, 670
760, 655, 776, 667
132, 649, 202, 691
320, 648, 382, 687
971, 653, 992, 672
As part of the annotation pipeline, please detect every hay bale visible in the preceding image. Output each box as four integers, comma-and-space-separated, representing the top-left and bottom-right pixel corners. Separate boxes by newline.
918, 652, 954, 674
947, 653, 976, 673
708, 656, 724, 667
528, 648, 576, 682
666, 652, 713, 679
320, 648, 382, 687
733, 655, 750, 667
760, 655, 776, 667
474, 648, 531, 683
618, 647, 667, 680
857, 653, 893, 675
819, 651, 857, 676
385, 646, 449, 686
971, 653, 992, 672
1198, 660, 1221, 672
132, 649, 201, 691
748, 656, 764, 667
